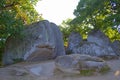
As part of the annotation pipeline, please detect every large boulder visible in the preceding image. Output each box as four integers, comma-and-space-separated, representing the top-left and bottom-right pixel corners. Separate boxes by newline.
55, 54, 109, 74
66, 32, 82, 54
87, 30, 116, 58
67, 30, 117, 59
3, 20, 65, 65
111, 40, 120, 56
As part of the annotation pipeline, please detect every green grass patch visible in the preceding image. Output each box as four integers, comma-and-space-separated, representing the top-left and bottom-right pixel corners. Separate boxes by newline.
80, 69, 95, 76
99, 66, 110, 74
79, 66, 110, 76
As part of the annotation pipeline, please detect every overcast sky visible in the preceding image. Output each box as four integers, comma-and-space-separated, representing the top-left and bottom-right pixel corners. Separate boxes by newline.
35, 0, 79, 25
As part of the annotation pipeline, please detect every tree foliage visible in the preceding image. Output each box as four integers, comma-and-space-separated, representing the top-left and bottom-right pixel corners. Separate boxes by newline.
60, 19, 88, 43
69, 0, 120, 40
59, 19, 72, 43
0, 0, 42, 37
72, 0, 120, 29
60, 0, 120, 44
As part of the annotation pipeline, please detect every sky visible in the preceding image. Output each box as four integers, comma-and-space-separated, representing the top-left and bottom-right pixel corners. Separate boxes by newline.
35, 0, 79, 25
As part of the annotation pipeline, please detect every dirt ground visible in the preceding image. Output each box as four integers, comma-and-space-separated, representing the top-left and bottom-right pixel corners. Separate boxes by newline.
0, 58, 120, 80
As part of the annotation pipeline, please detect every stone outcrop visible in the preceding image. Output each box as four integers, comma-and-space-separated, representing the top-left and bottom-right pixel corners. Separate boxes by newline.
87, 30, 116, 58
67, 30, 117, 59
73, 42, 116, 57
87, 30, 111, 47
66, 32, 82, 54
3, 20, 65, 65
111, 40, 120, 56
55, 54, 109, 74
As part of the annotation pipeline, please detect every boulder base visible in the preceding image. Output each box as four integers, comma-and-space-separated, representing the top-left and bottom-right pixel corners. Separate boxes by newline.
55, 54, 109, 74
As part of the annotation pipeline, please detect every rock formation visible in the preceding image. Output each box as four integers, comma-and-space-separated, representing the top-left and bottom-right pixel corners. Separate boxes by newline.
87, 30, 111, 47
3, 20, 65, 65
67, 30, 117, 59
66, 32, 82, 54
111, 40, 120, 56
55, 54, 109, 74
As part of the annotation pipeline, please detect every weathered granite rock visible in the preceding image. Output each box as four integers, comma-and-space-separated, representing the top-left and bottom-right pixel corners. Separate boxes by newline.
87, 30, 111, 47
3, 20, 65, 65
87, 30, 116, 58
67, 30, 117, 59
55, 54, 109, 74
111, 40, 120, 56
66, 32, 82, 54
73, 41, 117, 59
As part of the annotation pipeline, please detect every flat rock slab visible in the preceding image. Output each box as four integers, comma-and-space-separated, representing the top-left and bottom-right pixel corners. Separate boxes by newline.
0, 59, 120, 80
55, 54, 109, 74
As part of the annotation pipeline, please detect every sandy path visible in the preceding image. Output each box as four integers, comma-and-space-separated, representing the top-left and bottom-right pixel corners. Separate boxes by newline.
0, 59, 120, 80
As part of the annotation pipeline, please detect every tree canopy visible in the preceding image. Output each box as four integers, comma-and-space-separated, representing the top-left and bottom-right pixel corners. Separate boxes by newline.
60, 0, 120, 45
72, 0, 120, 30
0, 0, 42, 38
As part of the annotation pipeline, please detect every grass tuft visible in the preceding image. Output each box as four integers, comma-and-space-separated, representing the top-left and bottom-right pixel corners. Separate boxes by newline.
80, 69, 95, 76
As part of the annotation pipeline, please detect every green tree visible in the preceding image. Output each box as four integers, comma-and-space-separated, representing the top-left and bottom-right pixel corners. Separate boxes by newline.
71, 0, 120, 40
73, 0, 120, 28
0, 0, 42, 64
0, 0, 42, 38
59, 19, 72, 42
60, 18, 89, 44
